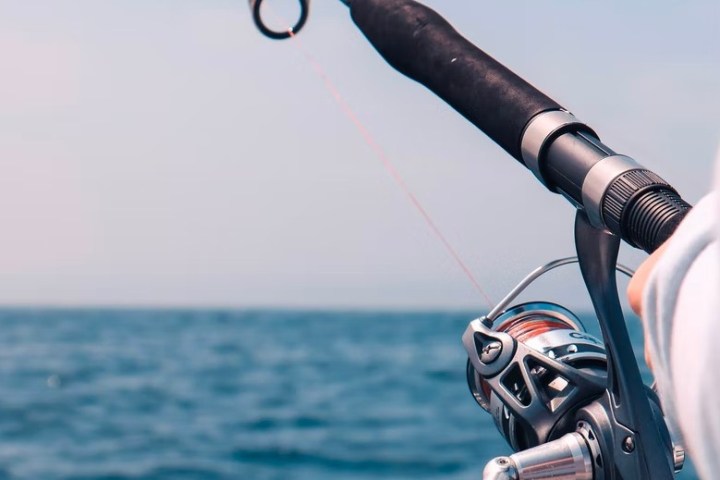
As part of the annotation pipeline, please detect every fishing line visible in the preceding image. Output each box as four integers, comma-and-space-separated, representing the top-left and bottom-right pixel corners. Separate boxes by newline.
264, 13, 492, 306
289, 34, 493, 305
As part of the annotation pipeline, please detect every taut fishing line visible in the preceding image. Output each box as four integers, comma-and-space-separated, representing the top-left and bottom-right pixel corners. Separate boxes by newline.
259, 2, 494, 307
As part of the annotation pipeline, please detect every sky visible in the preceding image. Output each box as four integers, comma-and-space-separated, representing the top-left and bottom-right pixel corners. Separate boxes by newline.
0, 0, 718, 310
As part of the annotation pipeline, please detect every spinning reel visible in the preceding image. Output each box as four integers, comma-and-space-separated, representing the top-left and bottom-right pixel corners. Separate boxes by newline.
464, 256, 684, 479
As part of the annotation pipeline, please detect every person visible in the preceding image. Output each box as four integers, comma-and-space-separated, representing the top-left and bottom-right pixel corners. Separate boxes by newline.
627, 180, 720, 479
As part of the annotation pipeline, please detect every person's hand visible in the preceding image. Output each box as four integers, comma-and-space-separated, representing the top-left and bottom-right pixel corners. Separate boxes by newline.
627, 240, 671, 370
627, 241, 670, 316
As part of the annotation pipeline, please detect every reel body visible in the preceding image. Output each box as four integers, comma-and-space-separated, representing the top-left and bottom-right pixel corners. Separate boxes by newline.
466, 302, 606, 451
463, 258, 682, 479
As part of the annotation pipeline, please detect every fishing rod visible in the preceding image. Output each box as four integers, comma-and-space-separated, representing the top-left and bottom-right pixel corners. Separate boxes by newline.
250, 0, 692, 478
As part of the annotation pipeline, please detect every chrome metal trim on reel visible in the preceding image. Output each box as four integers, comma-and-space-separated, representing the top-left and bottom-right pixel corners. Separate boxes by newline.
482, 432, 594, 480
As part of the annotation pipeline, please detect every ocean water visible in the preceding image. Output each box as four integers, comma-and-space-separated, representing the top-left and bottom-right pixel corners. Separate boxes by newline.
0, 309, 697, 479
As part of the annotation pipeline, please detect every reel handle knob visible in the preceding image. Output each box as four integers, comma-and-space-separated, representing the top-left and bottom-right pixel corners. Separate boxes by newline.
482, 457, 517, 480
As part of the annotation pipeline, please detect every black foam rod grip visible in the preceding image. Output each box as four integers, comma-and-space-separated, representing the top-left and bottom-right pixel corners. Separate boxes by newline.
350, 0, 562, 162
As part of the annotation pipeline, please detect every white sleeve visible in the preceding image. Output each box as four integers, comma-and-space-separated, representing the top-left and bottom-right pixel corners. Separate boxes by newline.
641, 192, 720, 480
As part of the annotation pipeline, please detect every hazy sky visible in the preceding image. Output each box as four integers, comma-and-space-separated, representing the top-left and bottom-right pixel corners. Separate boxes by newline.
0, 0, 718, 309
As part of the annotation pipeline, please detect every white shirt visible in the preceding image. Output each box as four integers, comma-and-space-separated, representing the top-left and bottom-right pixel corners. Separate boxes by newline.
642, 191, 720, 480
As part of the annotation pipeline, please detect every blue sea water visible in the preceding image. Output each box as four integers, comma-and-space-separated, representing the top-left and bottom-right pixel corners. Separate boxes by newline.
0, 309, 698, 479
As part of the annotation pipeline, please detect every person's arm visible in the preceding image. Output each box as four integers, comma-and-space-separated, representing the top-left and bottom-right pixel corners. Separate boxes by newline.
626, 193, 719, 480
